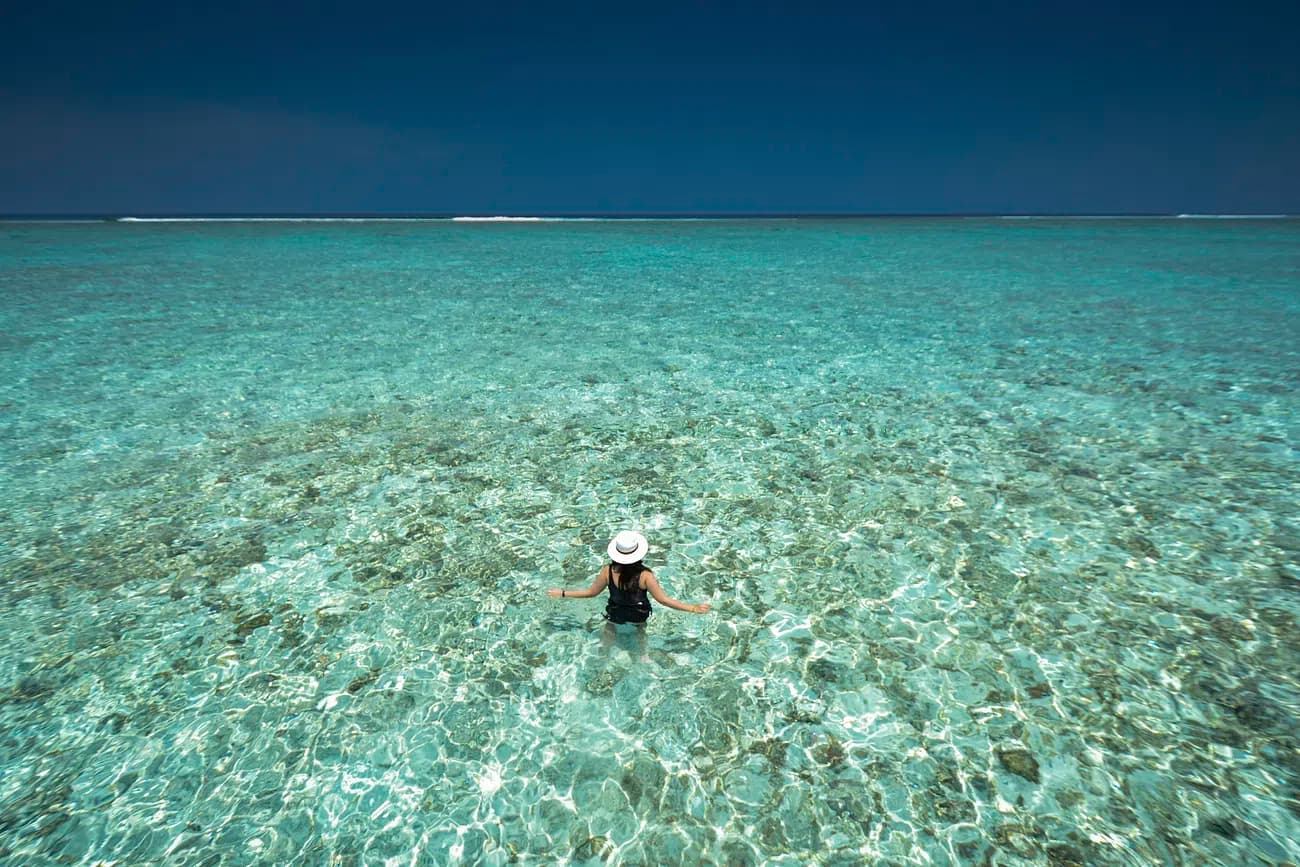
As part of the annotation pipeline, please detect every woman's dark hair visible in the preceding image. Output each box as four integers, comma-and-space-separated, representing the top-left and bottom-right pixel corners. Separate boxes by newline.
612, 559, 644, 590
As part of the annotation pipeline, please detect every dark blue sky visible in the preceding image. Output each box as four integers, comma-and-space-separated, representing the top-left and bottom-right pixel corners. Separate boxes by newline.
2, 0, 1297, 214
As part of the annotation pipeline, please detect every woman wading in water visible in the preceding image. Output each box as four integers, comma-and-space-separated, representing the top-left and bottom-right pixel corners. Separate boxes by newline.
547, 531, 711, 653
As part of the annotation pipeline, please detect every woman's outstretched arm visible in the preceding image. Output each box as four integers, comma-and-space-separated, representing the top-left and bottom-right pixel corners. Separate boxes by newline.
642, 570, 711, 614
547, 565, 609, 599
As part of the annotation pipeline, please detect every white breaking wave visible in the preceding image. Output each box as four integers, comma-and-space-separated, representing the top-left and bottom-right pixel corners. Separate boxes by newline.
451, 216, 545, 222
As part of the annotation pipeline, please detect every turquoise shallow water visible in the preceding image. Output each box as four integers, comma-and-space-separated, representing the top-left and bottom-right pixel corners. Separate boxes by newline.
1, 218, 1298, 865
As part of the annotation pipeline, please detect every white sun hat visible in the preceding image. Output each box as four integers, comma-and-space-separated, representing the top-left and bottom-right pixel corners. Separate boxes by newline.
607, 530, 649, 564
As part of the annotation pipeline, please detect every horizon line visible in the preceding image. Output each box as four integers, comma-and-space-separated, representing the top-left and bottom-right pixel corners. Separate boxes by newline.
1, 211, 1294, 222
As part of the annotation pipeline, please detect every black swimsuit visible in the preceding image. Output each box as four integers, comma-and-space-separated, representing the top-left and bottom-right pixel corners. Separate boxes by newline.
605, 563, 652, 624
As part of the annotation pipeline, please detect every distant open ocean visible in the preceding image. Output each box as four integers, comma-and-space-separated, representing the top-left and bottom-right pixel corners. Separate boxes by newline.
2, 217, 1297, 865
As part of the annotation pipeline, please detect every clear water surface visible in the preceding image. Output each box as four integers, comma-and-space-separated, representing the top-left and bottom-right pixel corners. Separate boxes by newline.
1, 218, 1297, 865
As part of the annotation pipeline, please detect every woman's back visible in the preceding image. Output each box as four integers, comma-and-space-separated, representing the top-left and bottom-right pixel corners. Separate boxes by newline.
605, 563, 651, 623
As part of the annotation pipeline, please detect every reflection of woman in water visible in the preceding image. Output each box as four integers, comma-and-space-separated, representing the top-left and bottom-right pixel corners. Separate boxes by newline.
547, 531, 711, 652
